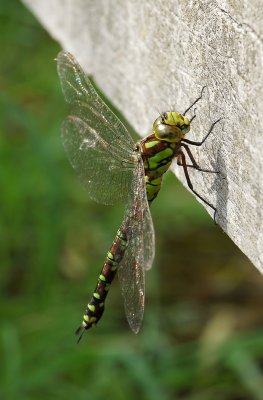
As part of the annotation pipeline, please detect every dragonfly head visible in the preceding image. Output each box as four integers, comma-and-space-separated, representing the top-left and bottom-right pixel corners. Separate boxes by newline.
153, 112, 190, 142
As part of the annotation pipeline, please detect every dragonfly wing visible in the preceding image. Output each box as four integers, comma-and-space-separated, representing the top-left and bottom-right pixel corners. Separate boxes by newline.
117, 159, 155, 333
62, 115, 135, 204
57, 51, 136, 204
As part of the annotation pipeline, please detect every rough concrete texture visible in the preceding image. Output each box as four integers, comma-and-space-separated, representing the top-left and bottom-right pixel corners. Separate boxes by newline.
22, 0, 263, 272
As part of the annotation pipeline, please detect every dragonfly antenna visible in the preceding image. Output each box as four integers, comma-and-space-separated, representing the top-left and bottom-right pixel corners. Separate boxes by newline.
183, 86, 207, 116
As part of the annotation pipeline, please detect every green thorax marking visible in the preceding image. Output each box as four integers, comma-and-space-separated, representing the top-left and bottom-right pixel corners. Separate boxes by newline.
139, 133, 181, 203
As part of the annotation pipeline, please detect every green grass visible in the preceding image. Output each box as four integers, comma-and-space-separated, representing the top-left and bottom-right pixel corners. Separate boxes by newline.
1, 1, 263, 399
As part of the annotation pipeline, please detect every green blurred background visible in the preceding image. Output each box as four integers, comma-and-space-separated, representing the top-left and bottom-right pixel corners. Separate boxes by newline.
1, 2, 263, 399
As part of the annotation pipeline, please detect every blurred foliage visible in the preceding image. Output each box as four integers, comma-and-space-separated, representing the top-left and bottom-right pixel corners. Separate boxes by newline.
1, 1, 263, 399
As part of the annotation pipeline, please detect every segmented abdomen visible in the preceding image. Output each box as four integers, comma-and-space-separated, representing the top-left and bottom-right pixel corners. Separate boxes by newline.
76, 227, 128, 338
77, 134, 180, 338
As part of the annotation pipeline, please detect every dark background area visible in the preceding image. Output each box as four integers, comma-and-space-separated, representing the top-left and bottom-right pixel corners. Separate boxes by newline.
1, 1, 263, 399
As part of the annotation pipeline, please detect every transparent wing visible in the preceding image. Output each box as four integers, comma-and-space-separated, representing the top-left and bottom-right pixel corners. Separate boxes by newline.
118, 159, 155, 333
61, 115, 136, 204
57, 51, 136, 204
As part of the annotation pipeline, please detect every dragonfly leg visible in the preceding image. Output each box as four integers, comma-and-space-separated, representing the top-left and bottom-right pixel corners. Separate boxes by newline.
179, 144, 220, 174
178, 150, 217, 221
177, 153, 196, 169
181, 118, 222, 146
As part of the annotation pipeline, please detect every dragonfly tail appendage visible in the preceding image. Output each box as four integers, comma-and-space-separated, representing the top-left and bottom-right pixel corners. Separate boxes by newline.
76, 227, 128, 339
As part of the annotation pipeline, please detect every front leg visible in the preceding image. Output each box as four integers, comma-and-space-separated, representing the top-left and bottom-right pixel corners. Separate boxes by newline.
182, 118, 222, 146
178, 144, 219, 174
178, 150, 217, 220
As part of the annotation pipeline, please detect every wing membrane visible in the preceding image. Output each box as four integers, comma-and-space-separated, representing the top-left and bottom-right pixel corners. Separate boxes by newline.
62, 116, 136, 204
118, 159, 155, 333
57, 51, 136, 204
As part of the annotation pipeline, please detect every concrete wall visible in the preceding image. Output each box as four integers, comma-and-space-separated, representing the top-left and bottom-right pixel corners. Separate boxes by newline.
22, 0, 263, 272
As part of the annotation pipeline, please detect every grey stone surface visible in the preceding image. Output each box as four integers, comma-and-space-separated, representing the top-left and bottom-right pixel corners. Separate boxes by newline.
22, 0, 263, 272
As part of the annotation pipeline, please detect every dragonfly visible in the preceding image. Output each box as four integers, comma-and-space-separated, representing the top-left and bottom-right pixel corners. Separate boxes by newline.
57, 51, 220, 341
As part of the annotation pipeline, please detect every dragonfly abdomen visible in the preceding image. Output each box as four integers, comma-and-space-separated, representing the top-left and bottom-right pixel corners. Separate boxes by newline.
76, 228, 128, 338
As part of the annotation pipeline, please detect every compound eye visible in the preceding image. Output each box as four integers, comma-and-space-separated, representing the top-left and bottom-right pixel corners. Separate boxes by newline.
182, 125, 190, 134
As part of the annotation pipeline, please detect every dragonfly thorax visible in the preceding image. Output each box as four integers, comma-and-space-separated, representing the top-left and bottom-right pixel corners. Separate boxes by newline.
153, 111, 190, 143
